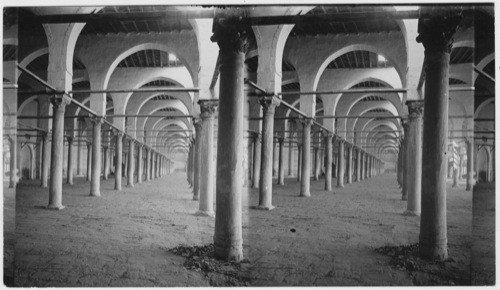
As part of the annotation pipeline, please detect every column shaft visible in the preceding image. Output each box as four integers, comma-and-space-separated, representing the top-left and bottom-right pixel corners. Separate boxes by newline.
197, 99, 218, 216
90, 118, 102, 196
41, 134, 50, 187
300, 119, 312, 197
406, 102, 424, 215
252, 134, 261, 188
137, 145, 143, 184
193, 122, 202, 200
127, 139, 135, 187
278, 138, 285, 186
296, 145, 301, 181
114, 133, 123, 190
324, 134, 333, 190
66, 137, 74, 184
258, 96, 279, 209
337, 141, 345, 188
417, 15, 460, 260
347, 145, 353, 184
86, 142, 92, 181
48, 97, 70, 209
213, 24, 246, 261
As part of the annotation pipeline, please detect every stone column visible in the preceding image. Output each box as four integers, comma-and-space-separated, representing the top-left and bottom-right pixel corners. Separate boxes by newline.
359, 152, 364, 181
417, 14, 461, 261
258, 96, 280, 209
337, 140, 345, 188
127, 138, 135, 188
193, 120, 202, 200
197, 99, 218, 216
324, 133, 334, 191
313, 147, 319, 181
102, 146, 108, 180
405, 101, 424, 215
347, 144, 353, 184
137, 145, 143, 184
297, 144, 302, 182
466, 139, 474, 190
8, 136, 17, 188
48, 96, 71, 210
124, 151, 128, 178
300, 119, 313, 197
41, 132, 50, 188
288, 137, 293, 176
188, 143, 194, 184
146, 148, 151, 181
401, 120, 410, 199
452, 161, 459, 187
252, 133, 261, 188
76, 125, 82, 175
333, 153, 338, 178
277, 137, 285, 186
86, 141, 92, 181
90, 117, 102, 197
114, 132, 123, 190
66, 136, 74, 185
212, 18, 247, 261
356, 148, 361, 182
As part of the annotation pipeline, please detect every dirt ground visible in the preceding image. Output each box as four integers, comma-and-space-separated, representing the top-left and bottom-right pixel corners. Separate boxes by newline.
10, 172, 480, 286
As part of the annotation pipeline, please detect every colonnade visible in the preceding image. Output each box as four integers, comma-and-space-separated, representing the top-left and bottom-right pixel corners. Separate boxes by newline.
14, 103, 172, 210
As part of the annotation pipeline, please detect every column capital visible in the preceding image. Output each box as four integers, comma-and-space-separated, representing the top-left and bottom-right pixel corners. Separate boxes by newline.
299, 118, 314, 127
324, 133, 334, 141
211, 13, 249, 54
89, 116, 104, 125
66, 136, 74, 143
276, 136, 284, 144
416, 12, 462, 54
113, 130, 125, 138
49, 94, 71, 109
198, 99, 219, 118
259, 95, 281, 114
406, 100, 424, 119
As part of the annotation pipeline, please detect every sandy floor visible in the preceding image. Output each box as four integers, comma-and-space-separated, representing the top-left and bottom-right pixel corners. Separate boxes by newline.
12, 172, 477, 286
245, 174, 472, 286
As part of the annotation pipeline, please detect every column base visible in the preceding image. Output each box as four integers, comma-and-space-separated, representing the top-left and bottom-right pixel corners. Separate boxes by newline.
465, 185, 472, 191
254, 204, 275, 210
193, 196, 199, 201
299, 192, 310, 197
419, 242, 448, 261
278, 182, 285, 186
47, 204, 65, 210
195, 210, 215, 217
337, 184, 344, 188
89, 192, 101, 197
127, 184, 134, 188
403, 210, 420, 216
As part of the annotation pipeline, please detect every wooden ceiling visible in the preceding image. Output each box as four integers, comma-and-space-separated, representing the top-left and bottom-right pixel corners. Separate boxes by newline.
289, 5, 402, 37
